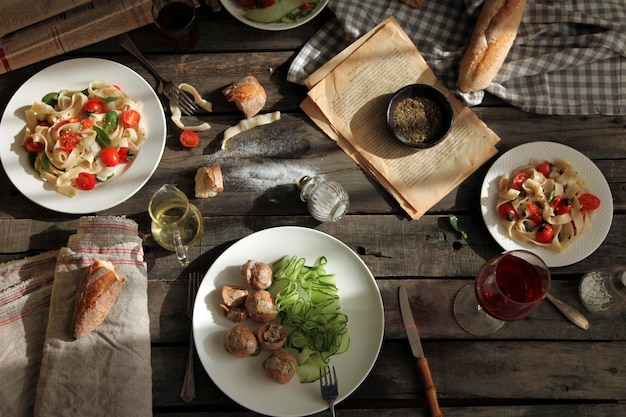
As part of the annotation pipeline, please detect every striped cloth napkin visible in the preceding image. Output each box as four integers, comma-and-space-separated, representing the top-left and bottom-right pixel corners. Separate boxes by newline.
288, 0, 626, 115
0, 216, 152, 417
34, 216, 152, 417
0, 251, 58, 417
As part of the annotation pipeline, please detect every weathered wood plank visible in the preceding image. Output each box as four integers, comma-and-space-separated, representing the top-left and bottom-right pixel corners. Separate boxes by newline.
2, 214, 625, 278
153, 404, 623, 417
147, 278, 622, 345
150, 340, 626, 408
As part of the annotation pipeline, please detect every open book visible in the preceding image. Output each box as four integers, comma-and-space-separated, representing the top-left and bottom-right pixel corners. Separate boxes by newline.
301, 16, 501, 219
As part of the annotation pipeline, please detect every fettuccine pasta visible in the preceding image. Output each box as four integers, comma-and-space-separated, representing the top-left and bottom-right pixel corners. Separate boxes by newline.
496, 159, 601, 252
23, 81, 147, 197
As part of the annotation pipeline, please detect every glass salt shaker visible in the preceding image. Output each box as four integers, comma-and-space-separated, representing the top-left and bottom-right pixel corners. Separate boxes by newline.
578, 265, 626, 314
298, 175, 349, 222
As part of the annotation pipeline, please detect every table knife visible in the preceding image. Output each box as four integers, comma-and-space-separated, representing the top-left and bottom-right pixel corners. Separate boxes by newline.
398, 286, 443, 417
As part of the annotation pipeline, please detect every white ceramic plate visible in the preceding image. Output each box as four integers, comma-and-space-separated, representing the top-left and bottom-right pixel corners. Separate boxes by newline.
220, 0, 329, 31
0, 58, 166, 214
193, 226, 384, 417
481, 141, 613, 268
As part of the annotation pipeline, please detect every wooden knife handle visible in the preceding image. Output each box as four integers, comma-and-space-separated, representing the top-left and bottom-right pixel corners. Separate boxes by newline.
417, 356, 443, 417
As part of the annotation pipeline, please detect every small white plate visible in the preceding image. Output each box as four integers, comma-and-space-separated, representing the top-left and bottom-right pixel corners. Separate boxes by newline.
0, 58, 166, 214
193, 226, 384, 417
481, 141, 613, 267
220, 0, 328, 31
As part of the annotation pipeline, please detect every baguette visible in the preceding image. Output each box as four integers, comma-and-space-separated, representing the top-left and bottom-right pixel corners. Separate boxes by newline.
72, 259, 125, 339
457, 0, 527, 93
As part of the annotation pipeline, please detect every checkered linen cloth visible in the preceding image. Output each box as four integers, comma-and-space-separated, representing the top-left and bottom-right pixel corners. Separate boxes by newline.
288, 0, 626, 115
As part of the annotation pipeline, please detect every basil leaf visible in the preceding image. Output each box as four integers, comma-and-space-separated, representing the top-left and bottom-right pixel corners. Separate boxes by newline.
41, 92, 59, 107
448, 214, 468, 239
93, 126, 112, 148
104, 111, 118, 133
102, 96, 118, 103
41, 152, 51, 173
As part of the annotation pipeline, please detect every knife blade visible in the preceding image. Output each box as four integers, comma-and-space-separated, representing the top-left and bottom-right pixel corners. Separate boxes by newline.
398, 286, 443, 417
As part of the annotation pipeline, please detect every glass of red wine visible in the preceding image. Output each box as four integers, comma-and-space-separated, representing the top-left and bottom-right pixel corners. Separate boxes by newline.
454, 250, 550, 336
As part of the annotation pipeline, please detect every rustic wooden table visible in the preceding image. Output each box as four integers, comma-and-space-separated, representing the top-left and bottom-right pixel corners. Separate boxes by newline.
1, 4, 625, 417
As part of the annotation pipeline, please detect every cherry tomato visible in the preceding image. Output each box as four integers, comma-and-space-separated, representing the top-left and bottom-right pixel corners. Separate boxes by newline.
100, 146, 120, 166
536, 222, 555, 244
121, 109, 141, 128
239, 0, 256, 7
550, 195, 562, 207
259, 0, 275, 7
498, 202, 517, 222
83, 99, 104, 115
58, 131, 80, 152
180, 130, 200, 148
554, 198, 573, 215
578, 193, 601, 211
118, 147, 132, 162
55, 116, 80, 132
118, 147, 135, 162
81, 118, 94, 130
511, 172, 529, 191
537, 160, 551, 177
300, 3, 312, 10
526, 203, 543, 224
24, 137, 45, 153
75, 172, 96, 190
37, 121, 52, 127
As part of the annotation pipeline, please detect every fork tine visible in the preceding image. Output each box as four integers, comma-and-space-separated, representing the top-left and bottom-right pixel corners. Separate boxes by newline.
177, 89, 198, 116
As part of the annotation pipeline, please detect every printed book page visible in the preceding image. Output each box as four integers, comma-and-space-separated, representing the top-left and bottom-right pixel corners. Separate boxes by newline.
302, 16, 501, 219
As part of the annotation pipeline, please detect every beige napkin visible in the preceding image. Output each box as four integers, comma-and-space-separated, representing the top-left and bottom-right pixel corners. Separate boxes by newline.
34, 216, 152, 417
0, 251, 58, 417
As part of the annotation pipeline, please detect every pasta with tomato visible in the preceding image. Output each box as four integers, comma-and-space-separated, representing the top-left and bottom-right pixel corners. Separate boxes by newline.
23, 81, 146, 197
496, 159, 601, 252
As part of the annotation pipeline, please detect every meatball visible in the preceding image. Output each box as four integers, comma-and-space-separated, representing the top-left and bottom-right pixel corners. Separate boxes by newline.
245, 290, 279, 323
219, 304, 247, 322
241, 259, 273, 290
263, 351, 298, 384
225, 324, 260, 357
257, 322, 287, 350
221, 285, 248, 307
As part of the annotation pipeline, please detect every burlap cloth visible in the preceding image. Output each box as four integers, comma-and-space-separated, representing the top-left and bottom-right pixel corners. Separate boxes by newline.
0, 216, 152, 417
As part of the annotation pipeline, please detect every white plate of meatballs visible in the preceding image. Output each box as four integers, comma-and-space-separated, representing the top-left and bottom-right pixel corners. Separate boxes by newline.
192, 226, 384, 417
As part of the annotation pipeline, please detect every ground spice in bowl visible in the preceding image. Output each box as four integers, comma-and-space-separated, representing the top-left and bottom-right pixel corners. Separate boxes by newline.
386, 84, 453, 149
392, 96, 443, 144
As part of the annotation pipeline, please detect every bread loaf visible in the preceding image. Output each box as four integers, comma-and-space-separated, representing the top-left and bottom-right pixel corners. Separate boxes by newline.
72, 259, 125, 339
222, 76, 267, 119
457, 0, 527, 93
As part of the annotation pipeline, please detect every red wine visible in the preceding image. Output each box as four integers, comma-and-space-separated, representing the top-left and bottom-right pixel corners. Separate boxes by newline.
475, 253, 549, 321
156, 2, 195, 31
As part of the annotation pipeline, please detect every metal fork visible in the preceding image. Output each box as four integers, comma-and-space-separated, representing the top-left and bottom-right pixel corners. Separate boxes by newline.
180, 272, 202, 402
319, 366, 339, 417
118, 33, 198, 115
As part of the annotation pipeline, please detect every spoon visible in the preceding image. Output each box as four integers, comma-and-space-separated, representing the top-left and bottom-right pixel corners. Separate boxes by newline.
546, 293, 590, 330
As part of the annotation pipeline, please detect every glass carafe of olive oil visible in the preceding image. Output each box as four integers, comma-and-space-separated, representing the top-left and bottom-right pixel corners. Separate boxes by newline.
149, 184, 203, 266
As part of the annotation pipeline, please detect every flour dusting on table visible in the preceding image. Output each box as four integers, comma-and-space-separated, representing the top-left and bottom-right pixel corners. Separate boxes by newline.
228, 161, 316, 191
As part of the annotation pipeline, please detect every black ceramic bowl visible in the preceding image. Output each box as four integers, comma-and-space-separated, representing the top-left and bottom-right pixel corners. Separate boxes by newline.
386, 84, 454, 149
